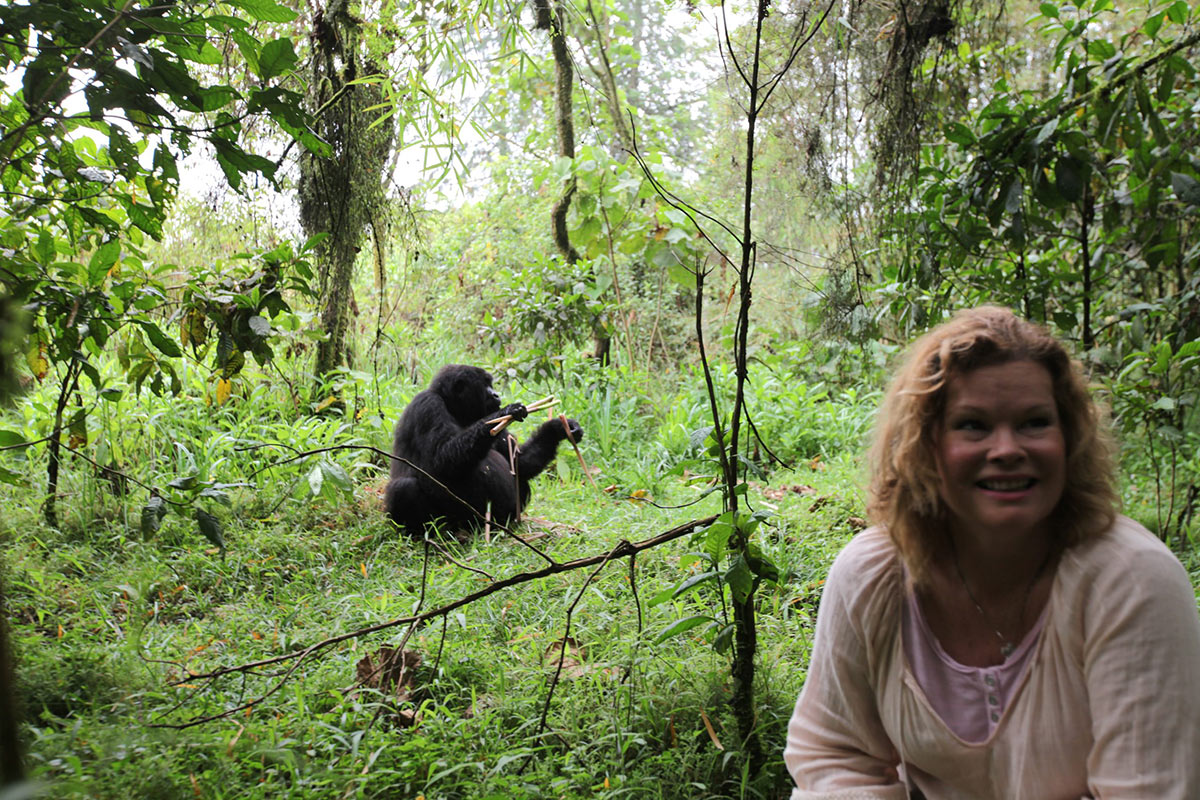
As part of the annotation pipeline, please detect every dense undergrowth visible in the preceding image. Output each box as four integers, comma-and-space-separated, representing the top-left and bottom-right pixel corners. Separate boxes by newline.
3, 325, 1198, 799
0, 336, 887, 799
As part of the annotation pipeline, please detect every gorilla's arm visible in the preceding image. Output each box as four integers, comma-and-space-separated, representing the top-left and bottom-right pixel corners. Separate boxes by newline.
511, 418, 583, 480
398, 392, 497, 478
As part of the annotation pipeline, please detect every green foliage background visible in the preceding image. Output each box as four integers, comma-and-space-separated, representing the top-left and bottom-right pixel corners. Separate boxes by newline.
0, 0, 1197, 797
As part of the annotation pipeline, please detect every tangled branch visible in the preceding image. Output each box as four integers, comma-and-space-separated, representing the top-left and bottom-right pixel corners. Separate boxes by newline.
152, 514, 718, 729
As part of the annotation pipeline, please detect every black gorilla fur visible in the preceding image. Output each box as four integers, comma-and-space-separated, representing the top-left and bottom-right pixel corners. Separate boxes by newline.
384, 365, 583, 535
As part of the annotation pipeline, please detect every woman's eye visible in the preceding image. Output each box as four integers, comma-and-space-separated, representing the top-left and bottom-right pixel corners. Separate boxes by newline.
954, 419, 985, 432
1023, 416, 1052, 429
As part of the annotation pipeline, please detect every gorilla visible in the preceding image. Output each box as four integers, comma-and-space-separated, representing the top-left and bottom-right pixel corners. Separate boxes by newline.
384, 364, 583, 535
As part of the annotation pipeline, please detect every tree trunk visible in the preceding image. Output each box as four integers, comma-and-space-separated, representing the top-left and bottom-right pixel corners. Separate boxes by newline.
300, 1, 394, 384
0, 574, 22, 786
535, 0, 611, 365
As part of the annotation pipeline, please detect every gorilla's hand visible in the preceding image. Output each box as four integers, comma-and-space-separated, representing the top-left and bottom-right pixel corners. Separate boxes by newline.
560, 417, 583, 442
499, 403, 528, 422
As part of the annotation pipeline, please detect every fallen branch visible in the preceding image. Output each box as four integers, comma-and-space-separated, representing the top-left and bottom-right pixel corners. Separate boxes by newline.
151, 514, 718, 729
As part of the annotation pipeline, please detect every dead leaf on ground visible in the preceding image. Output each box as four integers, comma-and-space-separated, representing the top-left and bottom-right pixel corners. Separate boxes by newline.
354, 646, 425, 728
545, 636, 590, 678
762, 484, 818, 501
355, 646, 421, 698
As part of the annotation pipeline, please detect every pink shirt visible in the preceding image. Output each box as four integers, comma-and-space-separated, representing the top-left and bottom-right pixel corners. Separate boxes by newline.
902, 584, 1047, 743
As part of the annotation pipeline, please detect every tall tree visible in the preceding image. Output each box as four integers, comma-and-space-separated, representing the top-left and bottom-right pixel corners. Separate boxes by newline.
300, 0, 395, 382
531, 0, 614, 365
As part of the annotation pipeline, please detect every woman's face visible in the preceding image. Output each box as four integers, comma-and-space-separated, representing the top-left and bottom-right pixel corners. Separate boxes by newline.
934, 360, 1067, 545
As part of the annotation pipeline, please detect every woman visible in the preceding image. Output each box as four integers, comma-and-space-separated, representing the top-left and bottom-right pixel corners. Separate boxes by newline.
783, 306, 1200, 799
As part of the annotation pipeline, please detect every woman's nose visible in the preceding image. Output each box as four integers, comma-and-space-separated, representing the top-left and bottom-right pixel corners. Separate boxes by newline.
987, 426, 1024, 461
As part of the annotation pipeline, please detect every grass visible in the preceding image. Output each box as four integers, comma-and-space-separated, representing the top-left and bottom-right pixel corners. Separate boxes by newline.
0, 343, 872, 799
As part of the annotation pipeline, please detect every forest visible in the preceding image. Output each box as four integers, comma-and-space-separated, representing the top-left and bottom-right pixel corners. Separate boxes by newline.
0, 0, 1197, 797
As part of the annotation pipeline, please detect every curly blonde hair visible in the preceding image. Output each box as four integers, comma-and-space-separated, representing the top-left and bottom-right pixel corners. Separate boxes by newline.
868, 306, 1117, 585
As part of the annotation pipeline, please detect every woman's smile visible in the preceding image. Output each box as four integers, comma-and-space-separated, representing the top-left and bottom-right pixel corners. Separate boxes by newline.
935, 360, 1067, 543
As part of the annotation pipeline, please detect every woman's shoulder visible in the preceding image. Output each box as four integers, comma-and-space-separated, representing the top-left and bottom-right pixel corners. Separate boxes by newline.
825, 526, 905, 617
1062, 515, 1190, 593
830, 526, 901, 576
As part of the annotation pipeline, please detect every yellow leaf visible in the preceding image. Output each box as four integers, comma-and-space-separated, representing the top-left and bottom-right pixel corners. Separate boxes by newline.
360, 562, 368, 577
315, 394, 339, 413
26, 343, 48, 380
216, 378, 232, 405
57, 624, 64, 638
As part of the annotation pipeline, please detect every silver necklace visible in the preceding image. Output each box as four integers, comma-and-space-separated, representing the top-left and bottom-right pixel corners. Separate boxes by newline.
951, 543, 1054, 660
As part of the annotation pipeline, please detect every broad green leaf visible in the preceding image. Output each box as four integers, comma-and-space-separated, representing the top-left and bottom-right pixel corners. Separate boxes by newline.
195, 508, 225, 550
1170, 172, 1200, 207
672, 570, 719, 599
1004, 177, 1023, 214
667, 261, 697, 290
168, 474, 198, 491
227, 0, 298, 23
141, 494, 169, 537
944, 122, 975, 147
87, 239, 120, 280
1151, 396, 1178, 412
248, 315, 270, 337
1166, 0, 1187, 23
0, 430, 27, 448
1034, 118, 1057, 144
127, 203, 164, 238
221, 348, 245, 379
0, 467, 25, 487
199, 487, 232, 506
257, 38, 298, 80
725, 556, 754, 604
1144, 12, 1165, 39
197, 85, 237, 111
1157, 63, 1177, 102
712, 623, 736, 654
1055, 156, 1084, 203
140, 321, 182, 358
647, 585, 677, 607
307, 464, 324, 497
653, 615, 716, 644
32, 230, 55, 265
319, 461, 354, 497
1039, 2, 1059, 17
1054, 311, 1077, 331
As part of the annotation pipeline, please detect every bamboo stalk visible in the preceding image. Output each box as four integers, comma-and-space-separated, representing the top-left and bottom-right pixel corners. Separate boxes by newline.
489, 395, 559, 436
560, 414, 597, 490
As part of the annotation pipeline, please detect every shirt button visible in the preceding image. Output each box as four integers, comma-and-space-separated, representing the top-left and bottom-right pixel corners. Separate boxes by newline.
988, 694, 998, 705
984, 675, 996, 687
991, 711, 1000, 722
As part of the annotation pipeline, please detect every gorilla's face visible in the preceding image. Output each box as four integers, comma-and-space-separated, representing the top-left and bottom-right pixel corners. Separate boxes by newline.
434, 365, 501, 422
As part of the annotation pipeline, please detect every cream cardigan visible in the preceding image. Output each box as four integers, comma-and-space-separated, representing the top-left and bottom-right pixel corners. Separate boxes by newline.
783, 516, 1200, 800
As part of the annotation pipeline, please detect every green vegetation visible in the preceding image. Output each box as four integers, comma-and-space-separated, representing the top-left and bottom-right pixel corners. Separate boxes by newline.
1, 0, 1197, 797
2, 351, 873, 798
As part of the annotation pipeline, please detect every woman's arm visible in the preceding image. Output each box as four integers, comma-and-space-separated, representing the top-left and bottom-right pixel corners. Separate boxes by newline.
784, 540, 908, 800
1082, 534, 1200, 799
